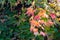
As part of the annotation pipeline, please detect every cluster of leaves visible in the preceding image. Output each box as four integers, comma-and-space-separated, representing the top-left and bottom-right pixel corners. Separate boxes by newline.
0, 0, 60, 40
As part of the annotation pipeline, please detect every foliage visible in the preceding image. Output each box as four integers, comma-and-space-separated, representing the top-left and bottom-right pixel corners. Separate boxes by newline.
0, 0, 60, 40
